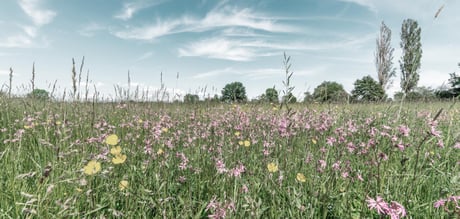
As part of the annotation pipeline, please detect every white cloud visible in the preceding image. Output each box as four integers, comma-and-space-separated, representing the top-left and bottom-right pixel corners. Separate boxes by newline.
18, 0, 56, 26
136, 52, 154, 61
114, 0, 165, 20
338, 0, 376, 13
113, 5, 295, 41
0, 35, 34, 48
0, 70, 10, 75
78, 23, 108, 37
178, 38, 256, 61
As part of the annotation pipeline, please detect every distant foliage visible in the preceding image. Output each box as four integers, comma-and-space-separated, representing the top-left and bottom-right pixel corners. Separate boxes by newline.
375, 21, 396, 92
351, 76, 386, 102
260, 87, 279, 103
400, 19, 422, 94
282, 92, 297, 104
303, 91, 314, 103
183, 94, 200, 103
27, 89, 50, 100
313, 81, 349, 103
221, 82, 247, 103
394, 86, 436, 102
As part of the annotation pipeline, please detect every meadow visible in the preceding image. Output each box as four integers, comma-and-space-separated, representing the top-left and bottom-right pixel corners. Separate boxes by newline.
0, 97, 459, 218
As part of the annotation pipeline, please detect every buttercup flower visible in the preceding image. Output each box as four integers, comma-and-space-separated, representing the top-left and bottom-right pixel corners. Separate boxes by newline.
112, 153, 127, 164
110, 146, 122, 155
119, 180, 129, 191
244, 140, 251, 147
296, 173, 306, 183
84, 160, 101, 175
105, 134, 119, 146
267, 162, 278, 173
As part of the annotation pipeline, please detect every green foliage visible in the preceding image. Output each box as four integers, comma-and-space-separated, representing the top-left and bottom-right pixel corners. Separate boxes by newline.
221, 82, 247, 103
351, 76, 386, 102
313, 81, 349, 103
282, 92, 297, 103
375, 21, 396, 91
303, 91, 314, 103
27, 88, 50, 100
400, 19, 422, 94
394, 86, 436, 101
183, 93, 200, 103
260, 87, 279, 103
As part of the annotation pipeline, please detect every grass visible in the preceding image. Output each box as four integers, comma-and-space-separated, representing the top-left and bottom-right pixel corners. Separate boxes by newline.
0, 96, 459, 218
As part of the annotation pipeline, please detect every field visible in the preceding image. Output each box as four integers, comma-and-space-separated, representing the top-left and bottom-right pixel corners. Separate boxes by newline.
0, 97, 459, 218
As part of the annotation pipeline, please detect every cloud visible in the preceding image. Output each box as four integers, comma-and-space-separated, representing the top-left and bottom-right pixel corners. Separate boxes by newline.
136, 52, 154, 61
113, 5, 295, 41
178, 38, 256, 61
114, 0, 166, 20
338, 0, 376, 12
0, 35, 34, 48
0, 69, 10, 75
78, 23, 108, 37
18, 0, 56, 26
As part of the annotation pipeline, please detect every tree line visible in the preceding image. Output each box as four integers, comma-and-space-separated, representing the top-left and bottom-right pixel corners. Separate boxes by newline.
183, 18, 459, 104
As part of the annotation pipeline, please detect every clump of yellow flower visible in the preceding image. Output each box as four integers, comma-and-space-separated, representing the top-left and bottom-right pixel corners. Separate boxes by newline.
110, 146, 122, 155
105, 134, 119, 146
234, 131, 240, 137
119, 180, 129, 191
157, 148, 164, 155
244, 140, 251, 147
84, 160, 101, 175
296, 173, 306, 183
161, 127, 169, 133
112, 153, 127, 164
267, 162, 278, 173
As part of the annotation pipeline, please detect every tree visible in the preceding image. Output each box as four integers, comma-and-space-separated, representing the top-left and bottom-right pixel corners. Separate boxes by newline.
448, 71, 460, 96
183, 93, 199, 103
375, 21, 396, 91
312, 81, 349, 103
303, 91, 314, 103
282, 92, 297, 103
400, 19, 422, 94
221, 82, 247, 103
351, 76, 386, 102
27, 88, 49, 100
260, 87, 279, 103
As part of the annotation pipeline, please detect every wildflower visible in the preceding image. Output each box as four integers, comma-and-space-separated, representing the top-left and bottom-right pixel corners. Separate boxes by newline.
83, 160, 101, 175
296, 173, 306, 183
105, 134, 119, 146
238, 140, 243, 146
312, 138, 317, 145
234, 131, 240, 137
112, 153, 127, 164
119, 180, 129, 191
267, 162, 278, 173
243, 140, 250, 147
398, 125, 410, 137
157, 148, 164, 155
366, 196, 389, 215
388, 201, 406, 219
110, 146, 122, 155
161, 127, 169, 133
433, 198, 445, 208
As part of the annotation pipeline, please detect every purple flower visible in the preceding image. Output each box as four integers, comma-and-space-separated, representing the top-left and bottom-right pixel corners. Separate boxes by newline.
367, 196, 389, 215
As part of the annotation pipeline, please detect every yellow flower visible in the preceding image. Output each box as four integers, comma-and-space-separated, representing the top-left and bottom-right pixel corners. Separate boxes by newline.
238, 140, 243, 146
110, 146, 122, 155
161, 127, 169, 133
112, 153, 127, 164
76, 188, 83, 193
312, 138, 317, 145
244, 140, 251, 147
56, 121, 62, 125
267, 162, 278, 173
105, 134, 119, 146
24, 125, 32, 129
234, 131, 240, 137
119, 180, 129, 191
84, 160, 101, 175
296, 173, 306, 183
157, 148, 164, 155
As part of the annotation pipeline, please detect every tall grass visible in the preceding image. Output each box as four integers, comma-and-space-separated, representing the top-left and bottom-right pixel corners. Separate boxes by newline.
0, 96, 459, 218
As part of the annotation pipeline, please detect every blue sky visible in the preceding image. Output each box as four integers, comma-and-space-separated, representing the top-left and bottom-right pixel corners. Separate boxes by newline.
0, 0, 459, 100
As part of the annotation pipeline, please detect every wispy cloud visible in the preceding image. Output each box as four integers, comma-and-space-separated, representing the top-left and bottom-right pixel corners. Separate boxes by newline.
337, 0, 376, 13
113, 5, 295, 41
18, 0, 56, 26
178, 38, 256, 61
0, 35, 34, 48
78, 23, 109, 37
136, 52, 154, 61
114, 0, 166, 21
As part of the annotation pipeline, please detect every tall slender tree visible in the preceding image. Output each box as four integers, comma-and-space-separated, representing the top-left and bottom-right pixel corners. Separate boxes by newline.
399, 19, 422, 94
375, 21, 396, 91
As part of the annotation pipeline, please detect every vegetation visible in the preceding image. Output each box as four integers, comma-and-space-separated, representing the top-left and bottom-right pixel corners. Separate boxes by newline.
351, 75, 386, 102
260, 87, 279, 103
312, 81, 349, 103
184, 93, 200, 103
375, 21, 396, 92
400, 19, 422, 95
27, 88, 50, 100
221, 82, 247, 103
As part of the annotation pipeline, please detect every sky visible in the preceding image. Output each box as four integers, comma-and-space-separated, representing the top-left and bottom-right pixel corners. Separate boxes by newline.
0, 0, 459, 101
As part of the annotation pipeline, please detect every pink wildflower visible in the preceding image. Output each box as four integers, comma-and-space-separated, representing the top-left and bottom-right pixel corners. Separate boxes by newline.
366, 196, 390, 215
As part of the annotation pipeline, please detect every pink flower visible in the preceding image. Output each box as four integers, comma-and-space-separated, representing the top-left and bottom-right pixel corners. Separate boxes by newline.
388, 201, 406, 219
398, 125, 410, 137
367, 196, 389, 215
433, 199, 446, 208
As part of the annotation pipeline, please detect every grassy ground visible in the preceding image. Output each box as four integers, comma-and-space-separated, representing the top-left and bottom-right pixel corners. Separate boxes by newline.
0, 97, 459, 218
